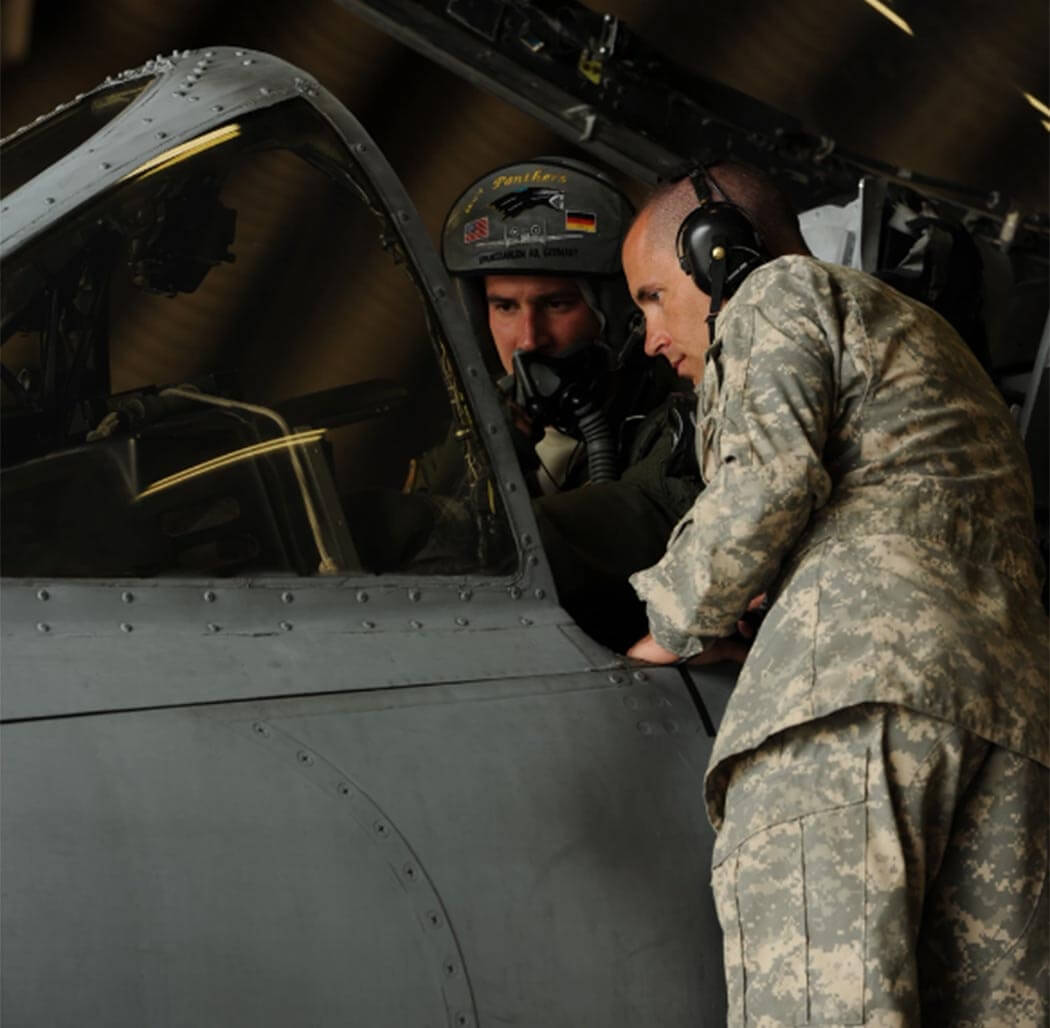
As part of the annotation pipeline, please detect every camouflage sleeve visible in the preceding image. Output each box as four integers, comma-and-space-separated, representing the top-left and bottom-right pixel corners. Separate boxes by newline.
630, 285, 836, 658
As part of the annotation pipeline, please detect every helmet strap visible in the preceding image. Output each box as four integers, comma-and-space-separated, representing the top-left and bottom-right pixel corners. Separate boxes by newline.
575, 278, 607, 340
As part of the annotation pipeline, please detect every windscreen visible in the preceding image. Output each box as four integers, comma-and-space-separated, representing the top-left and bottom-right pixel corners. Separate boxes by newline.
1, 99, 514, 579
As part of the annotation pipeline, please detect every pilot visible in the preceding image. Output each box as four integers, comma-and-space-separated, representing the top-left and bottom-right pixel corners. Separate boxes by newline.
433, 156, 703, 649
622, 161, 1049, 1024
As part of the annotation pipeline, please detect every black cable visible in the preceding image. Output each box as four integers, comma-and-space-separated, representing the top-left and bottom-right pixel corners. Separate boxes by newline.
675, 665, 716, 738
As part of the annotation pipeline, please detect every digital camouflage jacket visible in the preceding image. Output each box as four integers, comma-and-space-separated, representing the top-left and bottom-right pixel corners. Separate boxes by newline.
629, 256, 1048, 825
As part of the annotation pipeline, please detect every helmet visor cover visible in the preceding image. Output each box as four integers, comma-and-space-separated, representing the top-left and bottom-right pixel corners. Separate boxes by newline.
442, 159, 633, 277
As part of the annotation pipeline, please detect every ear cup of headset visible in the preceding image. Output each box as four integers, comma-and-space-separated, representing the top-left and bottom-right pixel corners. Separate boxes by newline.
676, 201, 768, 296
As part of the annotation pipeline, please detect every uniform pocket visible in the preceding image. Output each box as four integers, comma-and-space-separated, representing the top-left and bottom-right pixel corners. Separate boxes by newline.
711, 757, 867, 1026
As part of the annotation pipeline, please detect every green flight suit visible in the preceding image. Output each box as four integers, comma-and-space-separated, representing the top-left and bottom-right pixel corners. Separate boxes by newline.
409, 387, 702, 651
534, 390, 700, 651
345, 377, 702, 653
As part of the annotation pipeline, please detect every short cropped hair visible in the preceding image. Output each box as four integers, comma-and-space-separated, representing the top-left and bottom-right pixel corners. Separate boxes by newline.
639, 162, 810, 258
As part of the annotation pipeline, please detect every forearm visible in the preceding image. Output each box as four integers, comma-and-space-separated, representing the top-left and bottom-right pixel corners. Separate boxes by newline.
631, 276, 838, 657
631, 450, 828, 657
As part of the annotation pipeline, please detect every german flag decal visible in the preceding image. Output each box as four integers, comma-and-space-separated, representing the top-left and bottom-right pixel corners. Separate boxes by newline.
565, 210, 597, 232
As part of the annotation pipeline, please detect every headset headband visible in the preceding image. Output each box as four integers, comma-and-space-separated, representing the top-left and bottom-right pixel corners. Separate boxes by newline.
674, 163, 768, 344
687, 165, 728, 206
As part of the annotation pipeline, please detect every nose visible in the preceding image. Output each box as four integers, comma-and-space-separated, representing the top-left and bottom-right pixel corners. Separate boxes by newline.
518, 308, 549, 352
643, 318, 669, 359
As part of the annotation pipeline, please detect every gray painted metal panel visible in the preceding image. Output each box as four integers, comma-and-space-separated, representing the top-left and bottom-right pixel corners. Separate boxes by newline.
1, 576, 553, 639
0, 578, 621, 719
2, 670, 727, 1026
1, 622, 607, 720
2, 708, 466, 1026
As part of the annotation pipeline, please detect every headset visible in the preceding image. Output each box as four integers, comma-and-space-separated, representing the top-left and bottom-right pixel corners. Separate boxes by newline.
675, 165, 769, 338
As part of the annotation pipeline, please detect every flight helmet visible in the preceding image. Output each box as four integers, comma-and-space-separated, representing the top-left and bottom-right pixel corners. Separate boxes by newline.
442, 157, 638, 359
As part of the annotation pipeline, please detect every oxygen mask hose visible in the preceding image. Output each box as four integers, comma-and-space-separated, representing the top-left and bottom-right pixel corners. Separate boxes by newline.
575, 403, 618, 483
512, 346, 619, 483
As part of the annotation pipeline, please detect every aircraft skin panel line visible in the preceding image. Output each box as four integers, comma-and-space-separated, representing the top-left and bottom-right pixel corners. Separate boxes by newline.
235, 714, 479, 1025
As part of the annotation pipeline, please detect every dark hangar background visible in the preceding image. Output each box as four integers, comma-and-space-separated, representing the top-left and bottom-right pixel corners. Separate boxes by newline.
2, 0, 1048, 231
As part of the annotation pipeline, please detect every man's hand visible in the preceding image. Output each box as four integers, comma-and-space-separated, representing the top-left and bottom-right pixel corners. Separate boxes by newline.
627, 632, 753, 665
627, 595, 768, 666
685, 637, 750, 665
626, 634, 681, 664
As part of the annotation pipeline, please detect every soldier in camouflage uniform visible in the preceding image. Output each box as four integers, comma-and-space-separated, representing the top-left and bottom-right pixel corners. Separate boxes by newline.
622, 163, 1049, 1026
